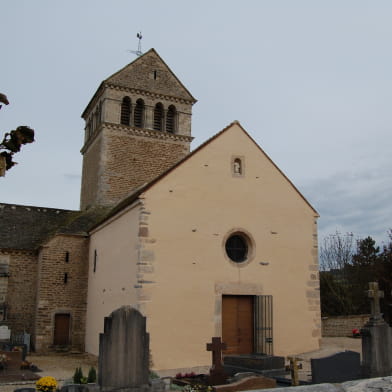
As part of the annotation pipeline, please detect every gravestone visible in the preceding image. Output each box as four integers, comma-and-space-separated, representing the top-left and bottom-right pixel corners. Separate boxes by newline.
0, 325, 10, 340
311, 351, 361, 383
14, 388, 36, 392
99, 306, 150, 392
361, 282, 392, 378
60, 386, 89, 392
206, 337, 228, 385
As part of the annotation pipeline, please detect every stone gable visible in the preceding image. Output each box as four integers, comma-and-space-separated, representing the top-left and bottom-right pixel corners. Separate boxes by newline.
105, 49, 196, 103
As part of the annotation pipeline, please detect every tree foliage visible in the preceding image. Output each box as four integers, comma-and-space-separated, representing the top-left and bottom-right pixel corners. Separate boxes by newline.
319, 232, 356, 315
0, 93, 35, 175
320, 231, 392, 320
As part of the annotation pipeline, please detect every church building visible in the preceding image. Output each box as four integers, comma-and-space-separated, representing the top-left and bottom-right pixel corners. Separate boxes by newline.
0, 49, 321, 370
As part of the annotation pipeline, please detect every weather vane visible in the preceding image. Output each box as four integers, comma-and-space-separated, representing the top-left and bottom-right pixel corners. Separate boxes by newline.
129, 32, 143, 57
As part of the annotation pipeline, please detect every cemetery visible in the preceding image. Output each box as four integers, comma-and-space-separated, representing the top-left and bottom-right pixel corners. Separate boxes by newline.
0, 284, 391, 392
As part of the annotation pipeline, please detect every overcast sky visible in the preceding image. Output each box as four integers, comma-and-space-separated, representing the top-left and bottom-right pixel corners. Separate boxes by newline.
1, 1, 391, 246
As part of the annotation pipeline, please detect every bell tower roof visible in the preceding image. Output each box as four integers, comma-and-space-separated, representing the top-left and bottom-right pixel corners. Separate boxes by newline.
82, 48, 196, 118
106, 48, 196, 101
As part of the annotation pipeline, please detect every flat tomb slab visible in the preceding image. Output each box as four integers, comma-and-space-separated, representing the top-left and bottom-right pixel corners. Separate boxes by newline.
214, 376, 276, 392
224, 355, 285, 370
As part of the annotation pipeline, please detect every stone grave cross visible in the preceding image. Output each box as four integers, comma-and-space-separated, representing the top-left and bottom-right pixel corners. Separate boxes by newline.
361, 281, 392, 378
206, 337, 227, 385
367, 281, 384, 321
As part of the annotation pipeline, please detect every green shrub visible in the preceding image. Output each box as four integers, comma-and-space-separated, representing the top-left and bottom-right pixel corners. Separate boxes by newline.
149, 371, 159, 379
73, 367, 83, 384
87, 367, 97, 383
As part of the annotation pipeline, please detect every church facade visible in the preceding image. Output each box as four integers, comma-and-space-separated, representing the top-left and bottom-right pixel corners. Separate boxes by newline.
0, 49, 321, 370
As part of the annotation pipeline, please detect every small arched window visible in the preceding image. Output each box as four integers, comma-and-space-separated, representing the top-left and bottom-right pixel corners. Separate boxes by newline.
120, 97, 131, 126
134, 99, 145, 128
153, 103, 164, 131
166, 105, 177, 133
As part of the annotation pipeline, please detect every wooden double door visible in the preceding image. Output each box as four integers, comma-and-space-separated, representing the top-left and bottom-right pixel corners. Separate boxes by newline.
222, 295, 254, 355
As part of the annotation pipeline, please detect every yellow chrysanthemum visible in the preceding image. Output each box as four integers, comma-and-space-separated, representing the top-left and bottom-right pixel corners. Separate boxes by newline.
36, 376, 58, 392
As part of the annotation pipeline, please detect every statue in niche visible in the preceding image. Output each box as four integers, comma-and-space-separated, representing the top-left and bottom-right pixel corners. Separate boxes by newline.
233, 158, 242, 175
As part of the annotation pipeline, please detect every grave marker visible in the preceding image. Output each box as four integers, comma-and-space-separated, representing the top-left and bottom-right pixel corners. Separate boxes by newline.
287, 356, 301, 386
206, 337, 228, 385
0, 325, 10, 340
361, 281, 392, 378
14, 388, 36, 392
60, 385, 89, 392
367, 281, 384, 321
311, 351, 361, 383
98, 306, 150, 392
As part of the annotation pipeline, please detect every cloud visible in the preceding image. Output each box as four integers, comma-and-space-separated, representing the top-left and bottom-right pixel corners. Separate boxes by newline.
301, 166, 392, 245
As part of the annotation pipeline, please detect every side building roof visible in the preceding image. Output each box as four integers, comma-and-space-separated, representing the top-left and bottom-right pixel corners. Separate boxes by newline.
0, 203, 110, 251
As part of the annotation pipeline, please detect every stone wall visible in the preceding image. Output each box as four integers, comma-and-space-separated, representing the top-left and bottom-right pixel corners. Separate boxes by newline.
102, 127, 189, 204
1, 250, 38, 335
306, 219, 321, 340
80, 124, 191, 210
322, 314, 370, 337
80, 133, 102, 210
35, 234, 89, 352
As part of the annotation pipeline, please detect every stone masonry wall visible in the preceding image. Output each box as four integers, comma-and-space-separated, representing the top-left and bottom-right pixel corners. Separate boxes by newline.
0, 250, 38, 336
35, 234, 89, 352
306, 217, 322, 340
80, 133, 102, 210
322, 314, 370, 337
100, 126, 189, 207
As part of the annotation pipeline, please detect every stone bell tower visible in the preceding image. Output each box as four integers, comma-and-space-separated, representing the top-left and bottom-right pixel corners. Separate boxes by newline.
80, 49, 196, 210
